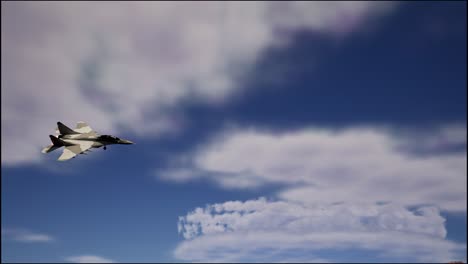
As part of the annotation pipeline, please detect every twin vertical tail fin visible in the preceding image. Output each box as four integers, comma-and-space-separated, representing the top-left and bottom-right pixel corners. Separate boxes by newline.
43, 122, 80, 154
57, 122, 80, 135
41, 135, 64, 153
49, 135, 64, 146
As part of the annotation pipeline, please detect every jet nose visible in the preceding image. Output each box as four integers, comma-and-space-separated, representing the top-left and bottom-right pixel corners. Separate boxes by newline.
119, 139, 134, 144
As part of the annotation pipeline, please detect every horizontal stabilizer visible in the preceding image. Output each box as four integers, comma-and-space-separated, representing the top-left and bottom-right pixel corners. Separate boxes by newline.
42, 144, 61, 153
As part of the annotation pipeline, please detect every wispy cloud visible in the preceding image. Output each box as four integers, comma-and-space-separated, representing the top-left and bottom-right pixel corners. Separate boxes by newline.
1, 2, 396, 165
2, 228, 54, 243
175, 198, 465, 262
65, 255, 116, 263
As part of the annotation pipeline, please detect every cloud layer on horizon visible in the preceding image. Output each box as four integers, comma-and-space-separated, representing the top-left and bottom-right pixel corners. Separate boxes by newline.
175, 198, 465, 262
65, 255, 115, 263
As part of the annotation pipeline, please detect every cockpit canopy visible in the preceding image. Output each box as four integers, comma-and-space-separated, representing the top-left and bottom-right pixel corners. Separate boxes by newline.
98, 135, 120, 141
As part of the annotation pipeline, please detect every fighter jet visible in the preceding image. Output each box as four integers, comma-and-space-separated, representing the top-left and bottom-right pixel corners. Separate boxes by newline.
42, 121, 134, 161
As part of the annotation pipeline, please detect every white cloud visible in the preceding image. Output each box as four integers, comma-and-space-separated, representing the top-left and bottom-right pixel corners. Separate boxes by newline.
1, 228, 54, 242
161, 125, 467, 211
170, 124, 467, 261
178, 198, 447, 239
66, 255, 115, 263
175, 198, 465, 262
1, 1, 396, 165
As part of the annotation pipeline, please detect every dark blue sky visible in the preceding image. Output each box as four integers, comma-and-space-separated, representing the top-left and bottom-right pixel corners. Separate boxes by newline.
180, 1, 466, 130
2, 2, 466, 263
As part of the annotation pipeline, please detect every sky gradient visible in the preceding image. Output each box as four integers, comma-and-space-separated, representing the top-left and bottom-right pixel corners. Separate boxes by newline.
1, 1, 467, 263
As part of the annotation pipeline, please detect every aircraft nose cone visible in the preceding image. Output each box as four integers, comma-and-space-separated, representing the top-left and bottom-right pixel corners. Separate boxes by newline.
120, 139, 134, 144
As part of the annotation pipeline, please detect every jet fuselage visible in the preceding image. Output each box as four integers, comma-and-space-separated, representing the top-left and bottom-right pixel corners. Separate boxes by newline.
42, 121, 134, 160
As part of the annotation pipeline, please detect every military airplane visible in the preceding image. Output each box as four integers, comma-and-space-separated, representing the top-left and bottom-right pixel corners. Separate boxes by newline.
42, 121, 134, 161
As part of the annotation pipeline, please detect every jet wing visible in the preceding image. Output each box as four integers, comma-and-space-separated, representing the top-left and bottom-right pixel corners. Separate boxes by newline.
58, 142, 94, 161
74, 121, 95, 134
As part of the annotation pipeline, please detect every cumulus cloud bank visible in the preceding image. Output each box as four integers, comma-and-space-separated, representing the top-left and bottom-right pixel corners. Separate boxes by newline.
1, 1, 396, 165
162, 125, 467, 212
175, 198, 465, 262
168, 125, 466, 261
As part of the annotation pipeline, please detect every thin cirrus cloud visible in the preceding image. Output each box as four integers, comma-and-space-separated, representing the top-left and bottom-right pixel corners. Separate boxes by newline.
1, 228, 54, 243
175, 198, 466, 262
1, 1, 397, 165
65, 255, 115, 263
161, 124, 467, 212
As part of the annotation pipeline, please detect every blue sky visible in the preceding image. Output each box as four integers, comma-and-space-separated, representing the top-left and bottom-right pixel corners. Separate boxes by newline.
1, 2, 466, 263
